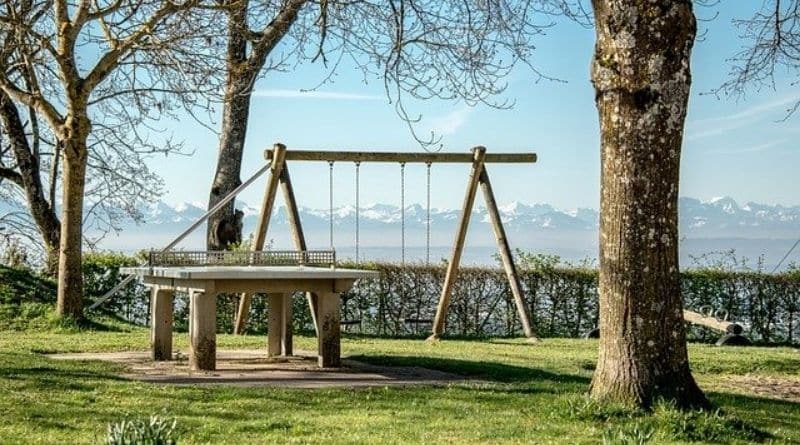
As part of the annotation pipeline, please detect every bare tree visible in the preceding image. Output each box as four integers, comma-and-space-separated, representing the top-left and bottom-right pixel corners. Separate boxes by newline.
206, 0, 590, 250
0, 0, 219, 318
719, 0, 800, 114
589, 0, 708, 408
0, 89, 60, 271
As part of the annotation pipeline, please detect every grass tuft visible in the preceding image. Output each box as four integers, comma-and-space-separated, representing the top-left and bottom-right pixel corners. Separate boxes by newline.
652, 401, 769, 443
602, 422, 656, 445
561, 395, 638, 422
105, 415, 179, 445
561, 395, 770, 444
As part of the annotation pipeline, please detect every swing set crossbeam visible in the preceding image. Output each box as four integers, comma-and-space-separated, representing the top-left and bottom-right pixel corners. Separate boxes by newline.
265, 148, 537, 164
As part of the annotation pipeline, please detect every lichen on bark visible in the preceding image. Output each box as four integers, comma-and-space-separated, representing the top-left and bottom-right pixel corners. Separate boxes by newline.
589, 0, 708, 409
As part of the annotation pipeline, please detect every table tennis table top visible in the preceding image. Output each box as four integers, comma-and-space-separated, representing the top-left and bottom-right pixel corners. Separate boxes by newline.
120, 265, 379, 281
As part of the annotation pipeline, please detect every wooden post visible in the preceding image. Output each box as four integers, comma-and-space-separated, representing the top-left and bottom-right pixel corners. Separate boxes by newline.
234, 143, 287, 334
280, 165, 320, 336
268, 293, 293, 356
189, 289, 217, 371
316, 292, 341, 367
479, 166, 538, 341
150, 286, 175, 361
427, 147, 486, 341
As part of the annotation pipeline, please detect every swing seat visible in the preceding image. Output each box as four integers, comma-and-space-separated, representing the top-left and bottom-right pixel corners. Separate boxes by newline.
340, 319, 362, 333
402, 318, 433, 325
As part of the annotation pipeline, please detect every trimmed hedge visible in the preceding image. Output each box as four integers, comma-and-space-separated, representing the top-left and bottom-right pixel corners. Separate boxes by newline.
318, 263, 799, 344
83, 252, 149, 324
82, 257, 800, 344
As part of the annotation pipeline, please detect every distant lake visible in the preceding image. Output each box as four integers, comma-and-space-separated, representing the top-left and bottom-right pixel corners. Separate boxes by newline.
331, 238, 797, 271
105, 238, 799, 271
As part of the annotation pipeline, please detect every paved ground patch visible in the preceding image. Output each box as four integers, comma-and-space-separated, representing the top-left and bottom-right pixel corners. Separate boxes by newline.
49, 349, 469, 389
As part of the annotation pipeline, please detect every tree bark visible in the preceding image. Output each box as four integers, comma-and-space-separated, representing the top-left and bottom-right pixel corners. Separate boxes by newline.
206, 83, 250, 250
0, 92, 61, 273
206, 1, 251, 250
56, 121, 89, 320
589, 0, 708, 409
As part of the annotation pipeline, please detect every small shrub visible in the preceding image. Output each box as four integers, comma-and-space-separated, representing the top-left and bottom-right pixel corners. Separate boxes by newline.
0, 236, 31, 268
105, 415, 179, 445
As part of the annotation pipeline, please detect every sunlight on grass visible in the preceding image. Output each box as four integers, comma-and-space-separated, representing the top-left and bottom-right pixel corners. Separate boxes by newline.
0, 328, 798, 444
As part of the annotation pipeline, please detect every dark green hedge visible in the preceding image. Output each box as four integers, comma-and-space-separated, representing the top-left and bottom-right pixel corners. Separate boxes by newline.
83, 252, 148, 324
325, 263, 799, 344
84, 257, 800, 344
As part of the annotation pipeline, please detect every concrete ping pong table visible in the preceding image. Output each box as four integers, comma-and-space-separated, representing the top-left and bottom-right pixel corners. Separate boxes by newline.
122, 261, 378, 371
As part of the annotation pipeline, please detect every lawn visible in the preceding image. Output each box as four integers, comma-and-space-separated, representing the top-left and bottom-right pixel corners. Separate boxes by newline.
0, 325, 799, 444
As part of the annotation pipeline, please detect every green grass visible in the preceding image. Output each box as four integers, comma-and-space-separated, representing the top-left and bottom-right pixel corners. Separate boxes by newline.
0, 265, 55, 306
1, 323, 799, 444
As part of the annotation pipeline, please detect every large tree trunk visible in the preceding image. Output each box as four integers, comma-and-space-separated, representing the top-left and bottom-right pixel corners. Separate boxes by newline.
589, 0, 708, 409
206, 84, 250, 250
0, 92, 61, 273
206, 0, 306, 250
56, 124, 88, 320
206, 1, 250, 250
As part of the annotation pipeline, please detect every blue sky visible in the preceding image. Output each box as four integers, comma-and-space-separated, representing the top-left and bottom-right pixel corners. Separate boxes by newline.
149, 3, 799, 212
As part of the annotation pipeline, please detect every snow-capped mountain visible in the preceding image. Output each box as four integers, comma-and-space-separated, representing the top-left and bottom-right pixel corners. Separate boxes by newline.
129, 196, 800, 238
144, 201, 206, 224
679, 197, 800, 237
83, 196, 800, 267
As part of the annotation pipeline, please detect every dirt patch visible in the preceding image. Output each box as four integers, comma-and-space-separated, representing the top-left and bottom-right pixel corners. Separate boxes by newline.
717, 374, 800, 403
48, 349, 469, 389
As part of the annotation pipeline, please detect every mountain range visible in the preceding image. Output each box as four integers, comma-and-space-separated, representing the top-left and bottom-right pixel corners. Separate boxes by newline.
95, 196, 800, 268
138, 196, 800, 238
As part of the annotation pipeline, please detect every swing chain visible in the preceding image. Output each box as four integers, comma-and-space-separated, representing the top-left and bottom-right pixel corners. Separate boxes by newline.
426, 161, 432, 265
400, 161, 406, 266
328, 160, 334, 249
354, 161, 361, 264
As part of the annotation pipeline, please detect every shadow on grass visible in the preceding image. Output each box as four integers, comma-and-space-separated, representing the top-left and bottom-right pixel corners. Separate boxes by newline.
708, 389, 800, 412
0, 352, 128, 393
707, 392, 800, 442
74, 315, 133, 332
339, 333, 540, 342
666, 391, 799, 443
349, 354, 590, 386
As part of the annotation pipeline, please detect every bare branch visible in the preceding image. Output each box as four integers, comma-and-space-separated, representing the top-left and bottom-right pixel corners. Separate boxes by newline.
718, 0, 800, 115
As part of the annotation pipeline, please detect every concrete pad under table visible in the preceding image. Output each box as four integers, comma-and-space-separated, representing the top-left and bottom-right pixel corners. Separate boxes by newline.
49, 350, 469, 389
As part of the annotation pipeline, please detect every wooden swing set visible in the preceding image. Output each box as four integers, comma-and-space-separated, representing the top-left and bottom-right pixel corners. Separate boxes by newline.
234, 143, 539, 341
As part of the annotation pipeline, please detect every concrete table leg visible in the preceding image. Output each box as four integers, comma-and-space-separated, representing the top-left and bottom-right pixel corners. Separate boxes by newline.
150, 287, 174, 361
317, 292, 341, 368
189, 290, 217, 371
268, 293, 293, 357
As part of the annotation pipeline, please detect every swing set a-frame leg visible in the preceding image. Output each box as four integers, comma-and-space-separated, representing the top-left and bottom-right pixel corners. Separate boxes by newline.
428, 147, 485, 341
428, 146, 537, 341
234, 144, 287, 335
279, 164, 320, 336
234, 143, 319, 336
479, 166, 538, 342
